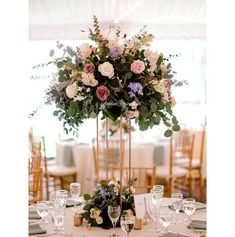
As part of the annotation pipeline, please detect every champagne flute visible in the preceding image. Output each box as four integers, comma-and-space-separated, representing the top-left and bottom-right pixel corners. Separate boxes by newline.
147, 199, 159, 234
70, 182, 81, 211
159, 207, 172, 234
120, 215, 135, 237
183, 198, 196, 222
171, 192, 183, 224
107, 205, 121, 237
36, 201, 50, 225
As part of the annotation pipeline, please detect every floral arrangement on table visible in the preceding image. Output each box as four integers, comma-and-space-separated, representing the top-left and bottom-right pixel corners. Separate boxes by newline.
101, 117, 135, 136
82, 179, 136, 229
43, 15, 184, 137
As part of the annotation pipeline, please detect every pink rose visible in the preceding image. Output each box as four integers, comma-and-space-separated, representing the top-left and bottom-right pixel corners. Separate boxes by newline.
166, 79, 173, 90
130, 60, 145, 74
96, 85, 110, 101
170, 96, 176, 107
83, 63, 95, 73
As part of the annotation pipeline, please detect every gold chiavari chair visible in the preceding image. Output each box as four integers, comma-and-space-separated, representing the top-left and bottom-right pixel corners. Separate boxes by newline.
92, 138, 125, 184
28, 168, 43, 204
111, 166, 157, 194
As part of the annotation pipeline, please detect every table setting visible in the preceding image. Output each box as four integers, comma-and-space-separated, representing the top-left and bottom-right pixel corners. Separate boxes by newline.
28, 181, 206, 237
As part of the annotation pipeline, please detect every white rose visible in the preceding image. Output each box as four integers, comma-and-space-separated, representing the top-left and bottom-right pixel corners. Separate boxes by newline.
96, 216, 103, 224
65, 82, 78, 98
98, 62, 114, 78
144, 49, 153, 58
129, 101, 138, 110
79, 43, 92, 58
81, 72, 98, 87
108, 180, 115, 186
74, 95, 86, 101
148, 53, 159, 65
150, 64, 157, 72
160, 64, 168, 75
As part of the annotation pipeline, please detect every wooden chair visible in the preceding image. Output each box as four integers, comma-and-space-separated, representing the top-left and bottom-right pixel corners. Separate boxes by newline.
28, 168, 43, 204
111, 166, 157, 194
92, 138, 125, 184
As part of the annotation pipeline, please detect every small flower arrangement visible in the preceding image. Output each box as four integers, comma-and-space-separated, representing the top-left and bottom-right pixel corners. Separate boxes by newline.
44, 15, 184, 137
82, 179, 136, 229
101, 117, 135, 136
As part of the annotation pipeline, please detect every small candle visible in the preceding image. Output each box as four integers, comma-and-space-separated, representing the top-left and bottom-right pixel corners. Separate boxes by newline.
134, 218, 142, 230
74, 212, 83, 227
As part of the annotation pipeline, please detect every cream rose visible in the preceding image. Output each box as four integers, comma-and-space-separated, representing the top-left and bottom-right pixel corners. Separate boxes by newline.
129, 101, 138, 110
130, 60, 145, 74
81, 72, 98, 87
170, 96, 176, 107
98, 62, 114, 78
128, 110, 139, 118
96, 216, 103, 224
79, 43, 92, 58
65, 82, 78, 98
74, 95, 86, 101
152, 81, 166, 94
160, 64, 168, 75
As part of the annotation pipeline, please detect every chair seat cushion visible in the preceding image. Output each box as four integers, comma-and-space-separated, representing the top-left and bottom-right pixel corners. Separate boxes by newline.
47, 165, 77, 176
175, 158, 201, 168
157, 165, 188, 178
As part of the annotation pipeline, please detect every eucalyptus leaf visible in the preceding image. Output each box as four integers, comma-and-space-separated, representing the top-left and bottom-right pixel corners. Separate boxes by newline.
164, 129, 173, 137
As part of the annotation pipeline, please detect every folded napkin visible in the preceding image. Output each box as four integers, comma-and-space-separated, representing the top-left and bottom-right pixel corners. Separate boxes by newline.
66, 198, 83, 208
168, 201, 206, 212
29, 210, 41, 219
159, 233, 186, 237
187, 220, 207, 230
29, 224, 47, 235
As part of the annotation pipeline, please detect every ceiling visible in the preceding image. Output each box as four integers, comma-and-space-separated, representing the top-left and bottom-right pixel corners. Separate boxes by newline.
29, 0, 206, 40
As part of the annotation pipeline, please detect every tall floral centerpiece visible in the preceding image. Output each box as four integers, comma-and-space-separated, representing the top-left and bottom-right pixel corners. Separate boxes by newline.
45, 16, 182, 137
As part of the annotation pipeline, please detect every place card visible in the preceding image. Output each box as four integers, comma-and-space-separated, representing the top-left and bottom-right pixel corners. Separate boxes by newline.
133, 193, 152, 219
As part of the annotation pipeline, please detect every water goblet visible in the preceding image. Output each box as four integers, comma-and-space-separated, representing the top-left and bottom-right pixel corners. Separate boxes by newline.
52, 210, 65, 234
151, 185, 164, 206
171, 192, 183, 224
70, 182, 81, 212
36, 201, 50, 225
107, 205, 121, 237
159, 207, 172, 234
183, 198, 196, 222
55, 190, 68, 210
120, 215, 135, 237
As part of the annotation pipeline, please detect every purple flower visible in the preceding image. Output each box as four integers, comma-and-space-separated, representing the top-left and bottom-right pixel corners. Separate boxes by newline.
109, 46, 122, 58
128, 82, 143, 98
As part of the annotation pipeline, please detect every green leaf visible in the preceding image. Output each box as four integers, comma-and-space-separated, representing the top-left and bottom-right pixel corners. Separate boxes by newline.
53, 111, 59, 116
164, 129, 173, 137
150, 103, 157, 112
49, 49, 54, 57
172, 124, 180, 131
172, 116, 178, 124
84, 194, 91, 201
82, 211, 90, 220
139, 119, 149, 131
125, 72, 132, 80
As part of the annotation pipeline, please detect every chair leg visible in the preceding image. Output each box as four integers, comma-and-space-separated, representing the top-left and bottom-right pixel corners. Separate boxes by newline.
188, 175, 193, 198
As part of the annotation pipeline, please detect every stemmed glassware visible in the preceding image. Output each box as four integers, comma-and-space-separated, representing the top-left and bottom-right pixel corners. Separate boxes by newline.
159, 207, 172, 234
171, 192, 183, 224
70, 182, 81, 212
120, 215, 135, 237
151, 185, 164, 206
183, 198, 196, 222
147, 199, 159, 234
107, 205, 121, 237
36, 201, 50, 225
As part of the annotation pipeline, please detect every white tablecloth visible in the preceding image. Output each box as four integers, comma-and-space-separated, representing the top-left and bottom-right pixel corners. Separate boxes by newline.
56, 141, 170, 194
29, 198, 206, 237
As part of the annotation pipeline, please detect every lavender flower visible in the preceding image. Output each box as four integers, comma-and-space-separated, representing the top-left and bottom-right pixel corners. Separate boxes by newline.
109, 46, 122, 58
128, 82, 143, 98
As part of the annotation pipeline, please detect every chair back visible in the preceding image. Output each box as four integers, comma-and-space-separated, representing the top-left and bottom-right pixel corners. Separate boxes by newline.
28, 168, 43, 204
92, 138, 125, 183
111, 166, 157, 193
170, 130, 195, 172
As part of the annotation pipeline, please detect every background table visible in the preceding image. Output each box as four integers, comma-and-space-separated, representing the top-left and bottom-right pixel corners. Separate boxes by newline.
56, 140, 170, 194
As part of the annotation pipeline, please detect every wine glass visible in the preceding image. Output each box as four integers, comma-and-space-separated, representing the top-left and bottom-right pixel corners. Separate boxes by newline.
159, 207, 172, 234
36, 201, 50, 224
55, 190, 68, 210
151, 185, 164, 206
171, 192, 183, 224
70, 182, 81, 211
183, 198, 196, 222
107, 205, 121, 237
120, 215, 135, 237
